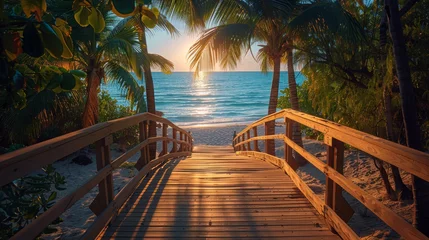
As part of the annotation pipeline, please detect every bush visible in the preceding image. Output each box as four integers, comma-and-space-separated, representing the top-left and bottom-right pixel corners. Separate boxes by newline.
99, 91, 139, 148
0, 165, 66, 239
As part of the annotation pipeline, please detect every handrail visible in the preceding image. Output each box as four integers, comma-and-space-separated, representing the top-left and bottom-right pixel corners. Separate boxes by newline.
233, 109, 429, 240
1, 113, 193, 240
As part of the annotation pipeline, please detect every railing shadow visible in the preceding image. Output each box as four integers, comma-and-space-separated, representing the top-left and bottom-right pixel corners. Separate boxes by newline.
108, 157, 182, 238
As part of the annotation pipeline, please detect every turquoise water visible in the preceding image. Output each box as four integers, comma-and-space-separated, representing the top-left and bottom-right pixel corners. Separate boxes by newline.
101, 71, 305, 127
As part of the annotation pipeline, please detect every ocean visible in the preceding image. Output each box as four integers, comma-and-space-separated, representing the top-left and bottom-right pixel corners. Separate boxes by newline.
101, 71, 305, 127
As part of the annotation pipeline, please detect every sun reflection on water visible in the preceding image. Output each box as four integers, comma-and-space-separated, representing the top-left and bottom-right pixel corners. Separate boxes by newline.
191, 71, 214, 116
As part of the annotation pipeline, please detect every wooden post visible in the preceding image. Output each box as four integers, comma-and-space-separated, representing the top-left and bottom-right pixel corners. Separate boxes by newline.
232, 131, 236, 151
184, 134, 188, 152
324, 135, 354, 226
171, 129, 177, 153
179, 132, 184, 152
246, 130, 251, 150
89, 135, 114, 216
148, 120, 157, 160
285, 118, 299, 171
264, 122, 269, 153
159, 123, 168, 157
188, 131, 193, 152
135, 121, 148, 170
252, 127, 259, 152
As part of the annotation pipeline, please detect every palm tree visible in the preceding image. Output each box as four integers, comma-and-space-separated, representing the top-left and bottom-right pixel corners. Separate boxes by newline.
188, 0, 357, 164
188, 1, 298, 158
111, 3, 178, 159
72, 18, 148, 127
383, 0, 429, 235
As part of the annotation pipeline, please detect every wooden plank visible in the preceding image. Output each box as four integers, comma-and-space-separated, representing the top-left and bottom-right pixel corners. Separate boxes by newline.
252, 126, 260, 152
82, 151, 191, 240
102, 146, 339, 240
236, 134, 285, 147
10, 162, 114, 240
238, 151, 358, 240
281, 136, 429, 240
284, 109, 429, 182
171, 129, 177, 153
325, 137, 354, 224
0, 112, 194, 187
285, 118, 299, 170
246, 130, 251, 150
136, 121, 148, 169
90, 137, 114, 216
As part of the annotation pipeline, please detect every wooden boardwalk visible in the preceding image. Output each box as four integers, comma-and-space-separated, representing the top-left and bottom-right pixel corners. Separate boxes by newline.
101, 146, 340, 239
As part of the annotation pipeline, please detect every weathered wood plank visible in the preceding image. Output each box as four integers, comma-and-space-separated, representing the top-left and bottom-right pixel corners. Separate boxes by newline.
102, 146, 340, 240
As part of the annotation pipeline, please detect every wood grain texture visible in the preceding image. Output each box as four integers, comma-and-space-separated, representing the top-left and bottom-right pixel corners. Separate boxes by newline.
100, 146, 339, 240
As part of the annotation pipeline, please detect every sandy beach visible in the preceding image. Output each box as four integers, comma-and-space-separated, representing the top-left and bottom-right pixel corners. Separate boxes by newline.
41, 125, 411, 239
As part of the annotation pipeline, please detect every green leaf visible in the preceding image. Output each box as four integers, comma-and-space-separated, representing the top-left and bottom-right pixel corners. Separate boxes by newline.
88, 8, 105, 33
40, 22, 63, 58
45, 73, 62, 90
72, 76, 83, 90
74, 6, 91, 27
60, 73, 76, 90
21, 0, 47, 18
70, 70, 87, 78
141, 15, 156, 28
51, 25, 73, 59
22, 22, 44, 58
55, 18, 72, 36
111, 0, 136, 17
47, 191, 57, 202
151, 7, 159, 18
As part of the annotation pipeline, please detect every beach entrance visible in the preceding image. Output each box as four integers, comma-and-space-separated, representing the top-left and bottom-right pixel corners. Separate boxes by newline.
1, 110, 428, 240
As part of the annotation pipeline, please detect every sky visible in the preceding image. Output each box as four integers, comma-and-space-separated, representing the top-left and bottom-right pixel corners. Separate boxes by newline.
145, 20, 262, 72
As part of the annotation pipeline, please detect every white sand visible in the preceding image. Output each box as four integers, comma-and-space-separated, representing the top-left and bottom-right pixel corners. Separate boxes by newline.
40, 125, 410, 239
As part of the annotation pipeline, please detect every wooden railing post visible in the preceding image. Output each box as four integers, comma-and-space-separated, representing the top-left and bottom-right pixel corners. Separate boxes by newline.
159, 123, 168, 157
252, 127, 259, 152
148, 120, 157, 160
135, 121, 148, 170
89, 135, 114, 216
179, 132, 184, 151
285, 118, 299, 170
246, 130, 251, 150
171, 128, 177, 153
233, 131, 236, 151
264, 122, 269, 153
324, 135, 354, 226
188, 131, 193, 151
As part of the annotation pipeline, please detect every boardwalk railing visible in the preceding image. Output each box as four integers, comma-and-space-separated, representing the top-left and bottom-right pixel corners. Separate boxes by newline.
233, 109, 429, 240
0, 113, 193, 240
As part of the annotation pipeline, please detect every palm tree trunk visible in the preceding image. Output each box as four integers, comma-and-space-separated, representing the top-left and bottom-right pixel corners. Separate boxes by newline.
82, 70, 100, 128
383, 87, 412, 200
287, 47, 306, 166
138, 18, 157, 160
265, 56, 281, 155
385, 0, 429, 235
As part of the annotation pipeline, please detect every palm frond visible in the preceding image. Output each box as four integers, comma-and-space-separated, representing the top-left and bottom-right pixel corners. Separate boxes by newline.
104, 61, 146, 112
147, 53, 174, 74
289, 1, 364, 41
188, 23, 254, 72
154, 0, 218, 32
155, 14, 181, 37
256, 46, 272, 73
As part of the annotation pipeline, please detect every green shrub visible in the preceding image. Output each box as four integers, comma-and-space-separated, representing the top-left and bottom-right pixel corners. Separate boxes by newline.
99, 91, 139, 148
0, 165, 66, 239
